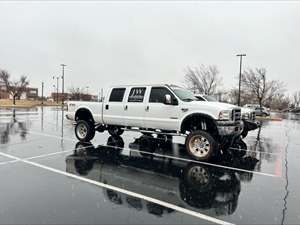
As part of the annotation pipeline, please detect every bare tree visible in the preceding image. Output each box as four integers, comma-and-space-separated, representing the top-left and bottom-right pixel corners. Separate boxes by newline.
293, 91, 300, 108
269, 93, 291, 111
69, 87, 82, 101
241, 68, 284, 107
0, 70, 29, 105
69, 87, 92, 101
184, 65, 221, 95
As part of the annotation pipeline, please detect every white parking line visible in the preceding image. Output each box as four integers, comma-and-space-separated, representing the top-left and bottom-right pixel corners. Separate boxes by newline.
0, 159, 19, 166
0, 151, 234, 225
27, 130, 75, 142
103, 144, 279, 177
0, 137, 43, 148
228, 147, 282, 156
25, 145, 91, 160
25, 130, 280, 177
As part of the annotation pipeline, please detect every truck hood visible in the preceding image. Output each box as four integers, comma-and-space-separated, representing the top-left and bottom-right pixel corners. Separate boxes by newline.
188, 101, 239, 111
188, 101, 253, 115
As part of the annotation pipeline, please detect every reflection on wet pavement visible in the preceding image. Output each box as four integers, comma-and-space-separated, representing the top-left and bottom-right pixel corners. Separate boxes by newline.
1, 107, 300, 224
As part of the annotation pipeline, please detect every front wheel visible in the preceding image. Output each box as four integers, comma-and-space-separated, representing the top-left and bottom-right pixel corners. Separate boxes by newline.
241, 128, 248, 138
108, 126, 124, 136
75, 120, 95, 142
185, 130, 217, 161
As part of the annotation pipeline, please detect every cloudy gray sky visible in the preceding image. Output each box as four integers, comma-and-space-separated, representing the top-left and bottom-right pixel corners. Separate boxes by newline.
0, 1, 299, 96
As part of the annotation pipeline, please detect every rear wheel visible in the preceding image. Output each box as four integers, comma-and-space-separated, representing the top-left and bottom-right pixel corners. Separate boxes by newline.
75, 120, 95, 142
108, 126, 124, 136
185, 130, 217, 161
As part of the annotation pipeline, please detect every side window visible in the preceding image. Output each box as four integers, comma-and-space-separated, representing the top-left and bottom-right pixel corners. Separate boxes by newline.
149, 87, 173, 103
128, 87, 146, 103
196, 96, 205, 101
109, 88, 126, 102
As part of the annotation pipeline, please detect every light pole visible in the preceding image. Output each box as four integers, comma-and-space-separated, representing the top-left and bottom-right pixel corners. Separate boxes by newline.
60, 64, 66, 105
236, 54, 246, 106
41, 82, 44, 105
53, 76, 59, 103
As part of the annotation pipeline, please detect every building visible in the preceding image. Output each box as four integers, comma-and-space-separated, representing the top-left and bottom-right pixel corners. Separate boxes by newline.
50, 92, 98, 102
0, 81, 38, 100
51, 92, 71, 102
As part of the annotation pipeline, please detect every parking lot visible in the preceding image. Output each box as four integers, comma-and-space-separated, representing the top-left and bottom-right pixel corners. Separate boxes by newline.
0, 106, 299, 225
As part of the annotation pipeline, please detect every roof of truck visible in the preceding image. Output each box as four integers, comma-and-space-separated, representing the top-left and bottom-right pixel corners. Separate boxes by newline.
109, 84, 182, 88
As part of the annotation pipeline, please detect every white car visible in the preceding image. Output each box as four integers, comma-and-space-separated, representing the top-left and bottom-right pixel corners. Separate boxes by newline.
195, 94, 258, 138
66, 84, 243, 161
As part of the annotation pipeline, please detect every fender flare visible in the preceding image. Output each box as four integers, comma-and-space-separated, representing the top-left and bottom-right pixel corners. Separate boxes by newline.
180, 113, 218, 133
75, 107, 94, 122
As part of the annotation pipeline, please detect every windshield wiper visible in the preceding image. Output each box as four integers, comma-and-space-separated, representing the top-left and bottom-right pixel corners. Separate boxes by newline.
182, 98, 195, 102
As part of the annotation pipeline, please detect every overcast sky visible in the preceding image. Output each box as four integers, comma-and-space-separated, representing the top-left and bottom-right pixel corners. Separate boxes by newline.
0, 1, 299, 96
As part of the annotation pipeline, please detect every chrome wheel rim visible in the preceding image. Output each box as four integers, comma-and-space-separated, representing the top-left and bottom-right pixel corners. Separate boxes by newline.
77, 123, 88, 139
189, 135, 210, 158
188, 166, 209, 186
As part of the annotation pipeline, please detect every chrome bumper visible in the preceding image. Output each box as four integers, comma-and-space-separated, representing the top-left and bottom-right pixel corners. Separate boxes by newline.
216, 120, 244, 136
65, 112, 75, 121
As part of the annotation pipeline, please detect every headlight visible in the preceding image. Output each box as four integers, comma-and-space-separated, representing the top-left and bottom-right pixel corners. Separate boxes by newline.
219, 110, 232, 121
242, 112, 250, 120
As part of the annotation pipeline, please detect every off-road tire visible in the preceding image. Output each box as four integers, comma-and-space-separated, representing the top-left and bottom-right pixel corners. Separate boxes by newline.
241, 128, 248, 138
185, 130, 217, 161
75, 120, 95, 142
108, 126, 124, 136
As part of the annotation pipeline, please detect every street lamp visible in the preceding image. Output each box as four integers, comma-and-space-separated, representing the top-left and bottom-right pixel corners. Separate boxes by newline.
60, 64, 66, 105
52, 76, 59, 103
41, 82, 44, 105
236, 54, 246, 106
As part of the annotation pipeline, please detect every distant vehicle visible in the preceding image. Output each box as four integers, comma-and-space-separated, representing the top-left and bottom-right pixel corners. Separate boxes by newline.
194, 94, 258, 138
66, 84, 243, 161
244, 104, 270, 117
254, 107, 270, 117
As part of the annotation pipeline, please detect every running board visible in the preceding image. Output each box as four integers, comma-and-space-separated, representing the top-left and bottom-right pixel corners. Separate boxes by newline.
121, 128, 187, 137
71, 122, 187, 137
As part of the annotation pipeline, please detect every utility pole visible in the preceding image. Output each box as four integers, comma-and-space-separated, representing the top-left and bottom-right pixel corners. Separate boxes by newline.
236, 54, 246, 106
53, 76, 59, 103
60, 64, 66, 106
41, 82, 44, 105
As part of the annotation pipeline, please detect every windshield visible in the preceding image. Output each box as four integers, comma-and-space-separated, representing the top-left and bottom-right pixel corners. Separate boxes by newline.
171, 88, 198, 102
203, 95, 218, 102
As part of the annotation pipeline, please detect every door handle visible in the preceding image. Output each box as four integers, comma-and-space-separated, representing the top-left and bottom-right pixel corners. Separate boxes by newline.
124, 105, 128, 110
145, 106, 149, 111
105, 104, 109, 110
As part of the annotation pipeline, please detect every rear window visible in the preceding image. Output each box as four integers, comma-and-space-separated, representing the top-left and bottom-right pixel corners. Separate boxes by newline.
109, 88, 126, 102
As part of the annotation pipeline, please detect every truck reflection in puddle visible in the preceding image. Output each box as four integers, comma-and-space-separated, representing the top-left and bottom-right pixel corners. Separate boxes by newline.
66, 136, 258, 217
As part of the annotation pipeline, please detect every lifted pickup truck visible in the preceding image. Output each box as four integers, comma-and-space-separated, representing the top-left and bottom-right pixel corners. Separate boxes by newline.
66, 84, 243, 161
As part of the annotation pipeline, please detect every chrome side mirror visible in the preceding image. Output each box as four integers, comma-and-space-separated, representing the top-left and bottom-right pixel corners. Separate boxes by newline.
164, 94, 172, 105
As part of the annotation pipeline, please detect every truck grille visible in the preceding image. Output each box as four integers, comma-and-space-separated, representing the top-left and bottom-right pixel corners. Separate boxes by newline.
232, 109, 241, 121
250, 111, 256, 120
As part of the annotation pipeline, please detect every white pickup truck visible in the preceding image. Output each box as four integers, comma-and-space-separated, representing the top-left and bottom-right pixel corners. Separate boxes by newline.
66, 84, 243, 161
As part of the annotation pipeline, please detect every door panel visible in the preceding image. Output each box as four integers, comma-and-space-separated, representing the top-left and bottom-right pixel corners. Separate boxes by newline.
144, 87, 180, 131
103, 88, 126, 126
123, 87, 147, 128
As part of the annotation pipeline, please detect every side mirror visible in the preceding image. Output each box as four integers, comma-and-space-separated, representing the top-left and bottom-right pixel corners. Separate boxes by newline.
164, 94, 172, 105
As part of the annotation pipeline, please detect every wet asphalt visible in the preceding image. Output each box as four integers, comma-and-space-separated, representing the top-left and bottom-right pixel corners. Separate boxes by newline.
0, 107, 299, 225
